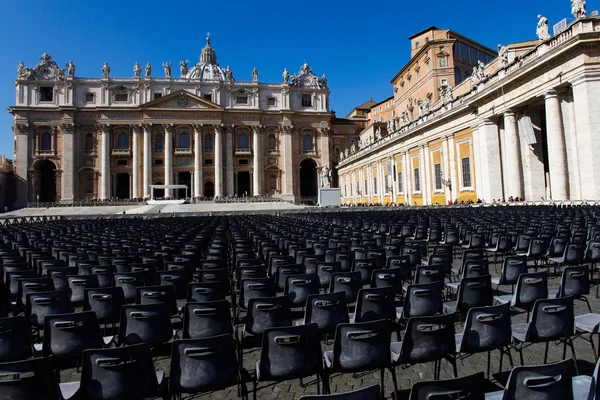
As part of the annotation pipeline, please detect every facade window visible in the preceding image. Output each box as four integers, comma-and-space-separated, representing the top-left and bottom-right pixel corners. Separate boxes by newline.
84, 176, 93, 194
462, 157, 472, 187
154, 92, 163, 99
414, 168, 420, 192
397, 172, 403, 193
204, 134, 213, 150
238, 159, 249, 165
364, 179, 368, 195
203, 93, 213, 102
40, 87, 53, 102
335, 146, 340, 159
238, 133, 249, 149
84, 134, 94, 152
41, 132, 52, 151
179, 132, 190, 148
267, 97, 276, 106
236, 95, 248, 105
155, 135, 164, 151
373, 177, 378, 195
439, 57, 447, 68
434, 163, 442, 190
154, 159, 164, 165
303, 134, 313, 152
302, 93, 312, 107
117, 133, 129, 149
85, 92, 95, 103
415, 41, 420, 49
115, 93, 128, 102
117, 159, 128, 166
204, 158, 213, 165
268, 134, 277, 150
269, 175, 277, 190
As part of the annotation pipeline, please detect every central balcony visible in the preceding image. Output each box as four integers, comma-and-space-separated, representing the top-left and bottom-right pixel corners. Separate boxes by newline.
111, 149, 131, 156
174, 148, 193, 155
235, 148, 252, 155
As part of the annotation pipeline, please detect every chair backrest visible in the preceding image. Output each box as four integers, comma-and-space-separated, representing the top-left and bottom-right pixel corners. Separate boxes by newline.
498, 256, 528, 285
157, 270, 191, 299
239, 277, 276, 310
529, 237, 549, 258
370, 268, 403, 295
354, 286, 396, 322
299, 385, 381, 400
303, 292, 349, 334
316, 261, 341, 288
182, 300, 233, 339
564, 242, 586, 264
385, 255, 412, 276
329, 272, 362, 304
414, 265, 445, 285
586, 240, 600, 262
285, 273, 320, 306
458, 303, 512, 354
398, 313, 456, 364
17, 276, 54, 308
461, 259, 490, 279
118, 302, 173, 346
0, 316, 33, 362
67, 274, 99, 304
460, 249, 484, 270
527, 297, 575, 343
169, 335, 239, 395
275, 264, 306, 291
557, 265, 590, 297
0, 357, 61, 400
245, 296, 292, 336
454, 275, 493, 313
42, 311, 104, 363
25, 289, 70, 329
136, 284, 178, 316
331, 319, 392, 372
83, 286, 125, 325
258, 323, 323, 381
352, 258, 378, 283
513, 271, 548, 308
79, 343, 160, 400
408, 371, 485, 400
402, 282, 443, 319
114, 272, 145, 302
503, 358, 576, 400
548, 236, 568, 257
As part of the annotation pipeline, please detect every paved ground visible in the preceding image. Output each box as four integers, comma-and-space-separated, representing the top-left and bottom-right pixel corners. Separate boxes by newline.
47, 253, 600, 399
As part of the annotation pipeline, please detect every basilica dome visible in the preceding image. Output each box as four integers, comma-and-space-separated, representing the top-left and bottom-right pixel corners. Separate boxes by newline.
186, 35, 232, 81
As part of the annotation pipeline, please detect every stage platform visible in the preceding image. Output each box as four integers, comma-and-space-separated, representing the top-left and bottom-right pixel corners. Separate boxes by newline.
146, 200, 186, 205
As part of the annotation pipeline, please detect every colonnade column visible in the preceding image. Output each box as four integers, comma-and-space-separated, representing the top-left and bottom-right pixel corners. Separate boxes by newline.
476, 118, 503, 202
403, 151, 411, 205
60, 123, 74, 202
282, 125, 294, 201
193, 124, 202, 198
98, 124, 111, 200
131, 125, 140, 199
163, 124, 173, 198
225, 126, 234, 196
142, 123, 152, 199
544, 90, 569, 200
214, 124, 223, 198
503, 110, 523, 198
423, 143, 430, 205
252, 126, 261, 196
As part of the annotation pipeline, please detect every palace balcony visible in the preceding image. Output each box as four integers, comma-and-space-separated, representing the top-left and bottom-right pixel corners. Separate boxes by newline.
174, 148, 193, 155
34, 150, 56, 158
111, 149, 131, 156
235, 148, 252, 155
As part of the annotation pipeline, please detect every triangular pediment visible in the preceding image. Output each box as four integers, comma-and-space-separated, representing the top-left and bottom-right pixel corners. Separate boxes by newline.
140, 89, 223, 111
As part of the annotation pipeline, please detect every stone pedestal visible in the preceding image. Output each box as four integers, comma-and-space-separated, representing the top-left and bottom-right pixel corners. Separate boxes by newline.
318, 187, 341, 207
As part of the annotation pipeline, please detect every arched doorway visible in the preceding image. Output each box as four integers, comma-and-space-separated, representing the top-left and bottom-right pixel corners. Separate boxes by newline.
236, 172, 251, 197
204, 181, 214, 198
177, 172, 191, 199
300, 159, 318, 202
115, 173, 130, 199
154, 182, 164, 199
34, 160, 57, 203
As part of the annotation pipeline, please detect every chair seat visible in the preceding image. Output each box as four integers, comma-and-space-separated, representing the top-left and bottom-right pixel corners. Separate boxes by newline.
446, 281, 460, 291
575, 313, 600, 333
454, 333, 463, 353
59, 381, 80, 400
491, 277, 501, 286
443, 301, 457, 314
548, 288, 559, 299
324, 350, 333, 368
511, 323, 529, 342
484, 389, 503, 400
493, 294, 513, 305
547, 257, 564, 264
390, 341, 402, 363
485, 376, 592, 400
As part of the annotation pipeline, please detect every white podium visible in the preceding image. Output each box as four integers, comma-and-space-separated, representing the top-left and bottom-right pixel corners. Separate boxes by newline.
318, 188, 341, 207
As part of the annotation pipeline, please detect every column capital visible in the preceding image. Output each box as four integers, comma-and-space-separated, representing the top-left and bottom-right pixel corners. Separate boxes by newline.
95, 123, 110, 134
212, 124, 224, 134
502, 109, 516, 117
191, 123, 203, 132
319, 127, 331, 136
544, 89, 559, 99
140, 123, 152, 133
15, 123, 29, 135
477, 117, 497, 128
162, 123, 174, 133
280, 125, 294, 135
251, 125, 265, 134
59, 123, 74, 134
129, 123, 141, 134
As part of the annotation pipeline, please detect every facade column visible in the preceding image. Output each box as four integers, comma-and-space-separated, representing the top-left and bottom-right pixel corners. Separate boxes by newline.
476, 118, 503, 202
503, 110, 523, 198
98, 124, 111, 200
131, 125, 140, 199
14, 124, 30, 208
403, 151, 411, 205
544, 90, 569, 200
163, 124, 173, 198
447, 135, 457, 202
60, 123, 74, 202
320, 127, 331, 183
252, 126, 261, 196
419, 145, 427, 205
213, 124, 223, 198
225, 126, 234, 196
193, 124, 203, 198
142, 123, 152, 199
282, 125, 294, 201
423, 144, 431, 205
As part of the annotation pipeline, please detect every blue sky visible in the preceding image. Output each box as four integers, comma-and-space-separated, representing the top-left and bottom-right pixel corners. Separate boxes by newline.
0, 0, 584, 158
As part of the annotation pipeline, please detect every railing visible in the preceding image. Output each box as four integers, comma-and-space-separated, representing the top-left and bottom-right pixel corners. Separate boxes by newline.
235, 148, 252, 155
35, 150, 56, 157
174, 148, 192, 155
111, 149, 131, 156
27, 200, 142, 208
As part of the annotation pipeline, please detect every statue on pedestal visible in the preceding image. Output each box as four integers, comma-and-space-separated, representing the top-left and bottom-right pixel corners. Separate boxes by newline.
252, 67, 259, 82
133, 62, 141, 78
102, 62, 110, 78
145, 62, 152, 77
225, 66, 233, 81
572, 0, 586, 19
17, 61, 26, 78
282, 68, 290, 83
66, 60, 75, 77
163, 62, 171, 78
537, 14, 551, 41
498, 44, 509, 68
321, 165, 331, 188
180, 60, 188, 77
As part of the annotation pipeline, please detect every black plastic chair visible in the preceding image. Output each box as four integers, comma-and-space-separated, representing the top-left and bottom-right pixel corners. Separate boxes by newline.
254, 323, 325, 400
169, 335, 248, 399
491, 255, 528, 294
349, 286, 397, 324
285, 273, 320, 307
316, 262, 341, 289
408, 371, 485, 400
182, 300, 234, 339
25, 289, 70, 330
324, 319, 398, 400
238, 278, 277, 311
0, 357, 61, 400
391, 313, 458, 380
351, 258, 377, 283
494, 270, 548, 319
296, 292, 349, 339
118, 302, 173, 347
58, 343, 166, 400
83, 286, 125, 326
298, 384, 380, 400
113, 272, 145, 303
397, 282, 443, 322
187, 281, 227, 303
136, 285, 179, 317
0, 315, 34, 362
550, 264, 592, 312
443, 275, 493, 320
511, 296, 577, 368
329, 271, 362, 304
242, 296, 292, 359
67, 274, 99, 305
455, 303, 513, 378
